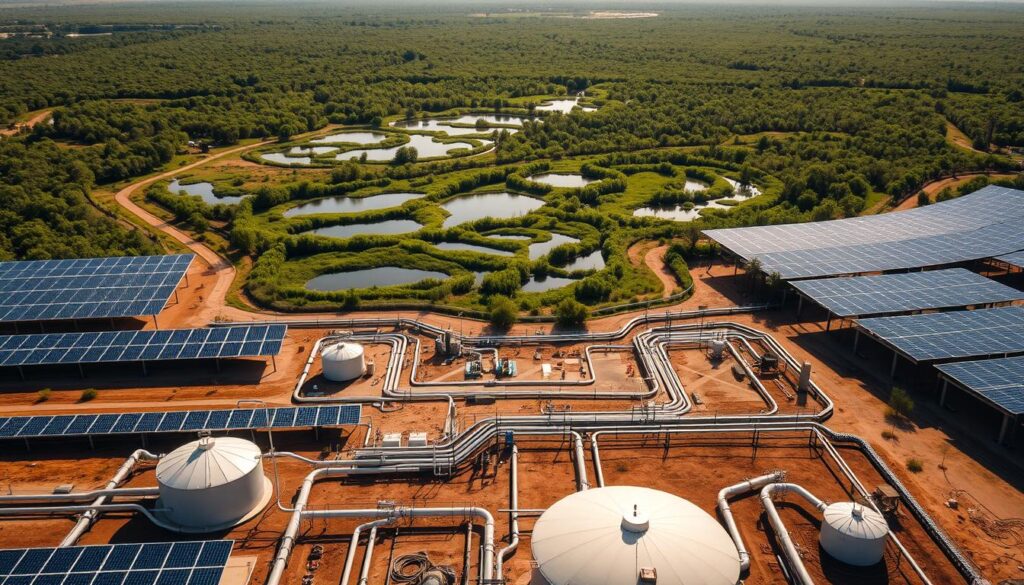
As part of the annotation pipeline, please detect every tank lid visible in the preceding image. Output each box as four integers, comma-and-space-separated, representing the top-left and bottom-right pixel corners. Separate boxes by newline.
823, 502, 889, 539
621, 505, 650, 533
157, 436, 262, 490
323, 341, 364, 360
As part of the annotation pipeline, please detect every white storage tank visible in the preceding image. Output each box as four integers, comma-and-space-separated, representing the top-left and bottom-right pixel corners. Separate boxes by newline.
154, 436, 271, 533
531, 486, 740, 585
819, 502, 889, 566
322, 341, 365, 382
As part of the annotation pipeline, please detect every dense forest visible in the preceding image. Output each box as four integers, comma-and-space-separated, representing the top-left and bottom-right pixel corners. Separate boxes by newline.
0, 2, 1021, 310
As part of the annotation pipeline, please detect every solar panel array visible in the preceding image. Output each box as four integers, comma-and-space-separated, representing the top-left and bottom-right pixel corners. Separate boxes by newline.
936, 356, 1024, 415
857, 306, 1024, 363
0, 540, 231, 585
791, 268, 1023, 318
702, 186, 1024, 279
0, 255, 193, 324
0, 325, 286, 369
0, 405, 361, 441
996, 250, 1024, 270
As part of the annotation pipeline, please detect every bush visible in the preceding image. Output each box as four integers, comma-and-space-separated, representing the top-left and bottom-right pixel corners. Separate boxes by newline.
906, 458, 923, 473
481, 268, 522, 296
79, 388, 98, 402
36, 388, 52, 403
888, 387, 914, 418
555, 298, 588, 328
488, 295, 518, 330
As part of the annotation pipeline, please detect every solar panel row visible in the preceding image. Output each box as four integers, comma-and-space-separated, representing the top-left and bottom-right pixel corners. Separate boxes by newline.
936, 356, 1024, 415
0, 255, 193, 324
0, 540, 231, 585
0, 405, 361, 440
996, 250, 1024, 270
702, 186, 1024, 280
857, 307, 1024, 362
791, 268, 1023, 318
0, 325, 286, 368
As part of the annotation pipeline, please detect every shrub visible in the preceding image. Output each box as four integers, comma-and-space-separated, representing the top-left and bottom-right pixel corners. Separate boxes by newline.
481, 268, 522, 296
555, 298, 588, 328
36, 389, 52, 403
488, 295, 518, 330
79, 388, 98, 402
888, 387, 914, 418
906, 458, 923, 473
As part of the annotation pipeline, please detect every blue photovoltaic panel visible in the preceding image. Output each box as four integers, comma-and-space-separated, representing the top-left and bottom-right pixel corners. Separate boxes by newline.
0, 255, 193, 323
0, 325, 286, 369
0, 541, 231, 585
857, 307, 1024, 362
791, 268, 1024, 317
937, 356, 1024, 415
703, 186, 1024, 279
0, 405, 361, 441
996, 250, 1024, 270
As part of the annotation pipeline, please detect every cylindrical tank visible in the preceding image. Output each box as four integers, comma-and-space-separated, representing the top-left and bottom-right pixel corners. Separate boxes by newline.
709, 339, 726, 359
155, 436, 270, 532
322, 341, 365, 382
532, 486, 740, 585
819, 502, 889, 566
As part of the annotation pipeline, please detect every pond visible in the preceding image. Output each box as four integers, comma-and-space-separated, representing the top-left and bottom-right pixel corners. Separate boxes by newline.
441, 192, 546, 228
337, 134, 480, 162
261, 152, 311, 165
306, 267, 448, 291
536, 98, 597, 113
529, 173, 595, 188
434, 242, 514, 256
284, 192, 423, 217
632, 178, 758, 222
310, 131, 387, 145
393, 115, 526, 137
306, 219, 423, 239
528, 233, 580, 259
680, 180, 708, 192
484, 233, 532, 241
723, 178, 761, 198
561, 250, 606, 271
168, 179, 246, 205
289, 146, 338, 155
522, 275, 579, 293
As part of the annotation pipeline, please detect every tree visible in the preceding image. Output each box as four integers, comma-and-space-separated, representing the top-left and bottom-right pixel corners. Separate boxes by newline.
392, 146, 418, 165
488, 295, 517, 330
889, 387, 914, 419
555, 298, 588, 328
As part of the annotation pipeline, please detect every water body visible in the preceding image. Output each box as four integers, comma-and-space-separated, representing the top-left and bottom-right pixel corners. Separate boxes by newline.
485, 234, 532, 241
307, 220, 423, 239
528, 233, 580, 259
168, 179, 246, 205
529, 173, 595, 188
522, 275, 578, 292
536, 98, 597, 113
284, 193, 423, 218
681, 180, 708, 192
434, 242, 514, 256
448, 114, 526, 126
441, 192, 546, 228
723, 178, 761, 198
310, 131, 387, 145
633, 205, 700, 222
261, 152, 311, 165
306, 267, 447, 291
393, 115, 525, 137
561, 250, 606, 271
337, 134, 479, 162
290, 146, 338, 156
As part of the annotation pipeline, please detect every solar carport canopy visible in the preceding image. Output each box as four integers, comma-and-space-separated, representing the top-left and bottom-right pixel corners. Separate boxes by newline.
790, 268, 1023, 318
703, 186, 1024, 279
0, 254, 193, 323
996, 250, 1024, 270
856, 306, 1024, 363
936, 356, 1024, 415
0, 325, 286, 368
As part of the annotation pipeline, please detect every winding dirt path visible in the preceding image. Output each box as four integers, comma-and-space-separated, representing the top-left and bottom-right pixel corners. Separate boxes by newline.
644, 244, 678, 298
0, 108, 52, 137
893, 172, 1018, 211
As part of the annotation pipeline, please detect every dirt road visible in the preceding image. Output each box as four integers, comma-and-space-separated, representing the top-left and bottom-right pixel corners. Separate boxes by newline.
894, 172, 1018, 211
0, 108, 52, 137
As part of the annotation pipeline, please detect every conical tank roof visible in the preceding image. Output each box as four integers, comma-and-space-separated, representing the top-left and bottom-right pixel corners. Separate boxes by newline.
531, 486, 740, 585
822, 502, 889, 539
156, 436, 262, 490
322, 342, 364, 361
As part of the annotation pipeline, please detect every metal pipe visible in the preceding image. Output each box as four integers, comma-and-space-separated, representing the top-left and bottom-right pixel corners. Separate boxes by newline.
0, 487, 159, 504
357, 524, 382, 585
0, 503, 168, 527
340, 519, 390, 585
495, 444, 519, 579
717, 471, 787, 573
571, 432, 589, 490
462, 521, 473, 585
60, 449, 160, 546
759, 483, 828, 585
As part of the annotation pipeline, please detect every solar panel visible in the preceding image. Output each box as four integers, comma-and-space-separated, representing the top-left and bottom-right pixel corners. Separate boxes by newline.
936, 356, 1024, 415
0, 255, 193, 323
0, 325, 286, 369
791, 268, 1024, 317
703, 186, 1024, 279
857, 307, 1024, 362
996, 250, 1024, 270
0, 405, 361, 440
0, 541, 231, 585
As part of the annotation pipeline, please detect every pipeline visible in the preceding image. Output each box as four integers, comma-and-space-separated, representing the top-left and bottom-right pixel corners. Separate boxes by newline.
339, 519, 392, 585
494, 444, 519, 579
717, 471, 787, 573
0, 487, 159, 504
759, 483, 828, 585
0, 503, 168, 528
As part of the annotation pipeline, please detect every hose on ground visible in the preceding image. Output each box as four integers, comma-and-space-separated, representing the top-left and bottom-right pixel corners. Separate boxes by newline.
391, 552, 456, 584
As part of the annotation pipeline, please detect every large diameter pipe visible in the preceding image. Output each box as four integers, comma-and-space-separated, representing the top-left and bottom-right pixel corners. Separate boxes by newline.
759, 483, 828, 585
571, 432, 589, 491
340, 519, 391, 585
0, 503, 168, 527
717, 471, 787, 573
0, 487, 159, 504
358, 524, 383, 585
495, 444, 519, 579
61, 449, 160, 547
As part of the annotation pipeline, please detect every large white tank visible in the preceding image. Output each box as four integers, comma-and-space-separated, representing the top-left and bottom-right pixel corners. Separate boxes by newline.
154, 436, 271, 533
819, 502, 889, 566
321, 341, 365, 382
531, 486, 740, 585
